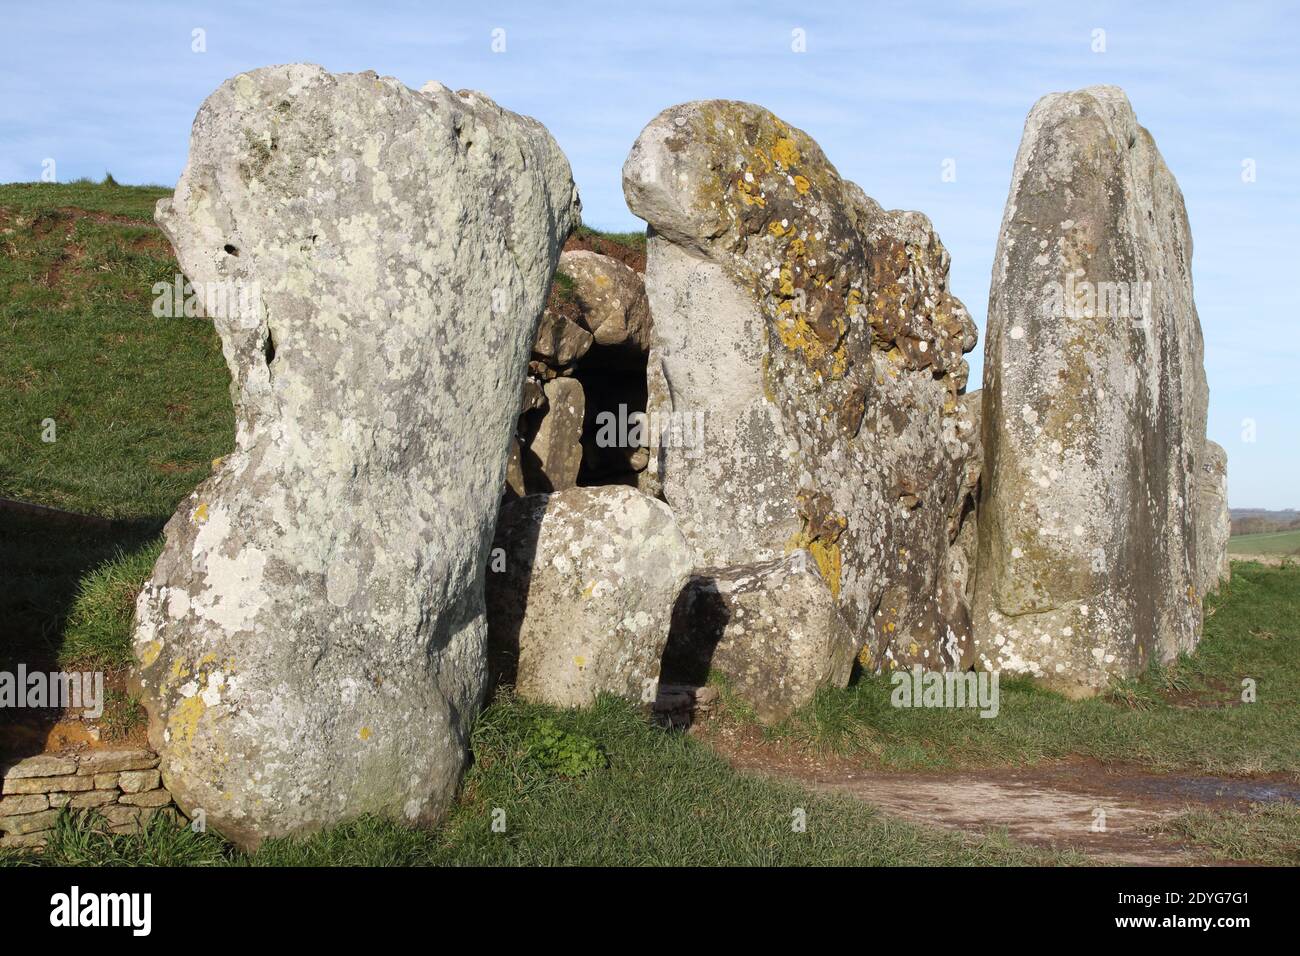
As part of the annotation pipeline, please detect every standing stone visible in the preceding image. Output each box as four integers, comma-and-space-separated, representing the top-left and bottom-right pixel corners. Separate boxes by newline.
974, 86, 1209, 693
663, 553, 854, 724
132, 65, 578, 848
486, 486, 693, 707
1196, 440, 1230, 594
623, 101, 980, 668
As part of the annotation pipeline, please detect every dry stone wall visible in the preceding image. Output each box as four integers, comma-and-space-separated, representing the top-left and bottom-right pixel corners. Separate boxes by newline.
0, 749, 175, 850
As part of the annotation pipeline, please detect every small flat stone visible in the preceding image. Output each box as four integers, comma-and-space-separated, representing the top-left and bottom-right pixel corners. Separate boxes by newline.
118, 789, 171, 808
47, 792, 72, 808
3, 774, 92, 795
69, 790, 117, 809
101, 805, 141, 827
0, 831, 49, 850
118, 769, 161, 794
76, 748, 158, 775
0, 808, 61, 835
1, 755, 76, 780
0, 793, 49, 815
93, 772, 120, 790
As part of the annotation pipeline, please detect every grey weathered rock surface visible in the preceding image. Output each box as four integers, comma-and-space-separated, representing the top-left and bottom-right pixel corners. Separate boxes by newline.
1196, 439, 1230, 594
623, 100, 980, 668
486, 485, 693, 707
973, 85, 1209, 693
132, 64, 578, 847
663, 552, 854, 724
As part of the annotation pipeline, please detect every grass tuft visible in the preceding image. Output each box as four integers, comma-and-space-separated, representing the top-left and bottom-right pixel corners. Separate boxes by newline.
60, 538, 162, 669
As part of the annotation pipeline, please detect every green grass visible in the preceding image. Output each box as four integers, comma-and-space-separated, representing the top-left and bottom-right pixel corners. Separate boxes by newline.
59, 538, 163, 669
0, 180, 171, 220
2, 693, 1088, 867
0, 182, 235, 519
1228, 528, 1300, 555
1152, 804, 1300, 865
763, 562, 1300, 777
571, 222, 646, 253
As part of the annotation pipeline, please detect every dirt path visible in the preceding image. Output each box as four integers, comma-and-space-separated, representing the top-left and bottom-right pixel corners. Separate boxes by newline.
698, 725, 1300, 865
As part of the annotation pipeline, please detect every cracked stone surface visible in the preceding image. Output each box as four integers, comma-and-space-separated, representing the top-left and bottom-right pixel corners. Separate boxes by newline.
131, 64, 578, 848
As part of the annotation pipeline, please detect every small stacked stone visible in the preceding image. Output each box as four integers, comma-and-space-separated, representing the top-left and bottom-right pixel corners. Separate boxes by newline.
0, 748, 174, 850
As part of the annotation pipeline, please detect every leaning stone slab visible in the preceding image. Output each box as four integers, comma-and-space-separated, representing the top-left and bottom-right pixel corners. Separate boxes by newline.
486, 485, 693, 706
663, 552, 855, 724
624, 101, 980, 668
974, 86, 1210, 693
131, 64, 578, 848
523, 377, 586, 491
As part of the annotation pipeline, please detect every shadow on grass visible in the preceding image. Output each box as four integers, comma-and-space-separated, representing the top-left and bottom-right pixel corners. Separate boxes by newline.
0, 499, 163, 759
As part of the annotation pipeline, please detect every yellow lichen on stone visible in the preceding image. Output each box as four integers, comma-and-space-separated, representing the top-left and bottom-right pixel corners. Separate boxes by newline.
169, 695, 206, 749
793, 174, 811, 194
138, 640, 163, 668
774, 311, 849, 379
808, 537, 842, 598
778, 263, 796, 297
358, 726, 372, 741
193, 502, 209, 524
772, 137, 800, 169
786, 529, 843, 599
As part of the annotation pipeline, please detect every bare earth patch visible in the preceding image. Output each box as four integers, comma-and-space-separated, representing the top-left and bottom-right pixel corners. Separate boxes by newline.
694, 721, 1300, 865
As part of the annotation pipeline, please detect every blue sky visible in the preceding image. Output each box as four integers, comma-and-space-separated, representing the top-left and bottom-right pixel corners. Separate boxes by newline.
3, 0, 1295, 507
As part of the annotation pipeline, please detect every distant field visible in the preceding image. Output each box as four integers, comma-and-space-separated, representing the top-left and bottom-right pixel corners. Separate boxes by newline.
1229, 529, 1300, 556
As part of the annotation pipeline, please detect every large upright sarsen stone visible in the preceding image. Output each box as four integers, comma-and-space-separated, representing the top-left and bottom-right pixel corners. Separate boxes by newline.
974, 86, 1210, 693
623, 101, 980, 669
131, 65, 578, 847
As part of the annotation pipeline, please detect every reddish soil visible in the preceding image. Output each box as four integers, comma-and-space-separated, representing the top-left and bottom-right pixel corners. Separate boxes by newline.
563, 231, 646, 273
